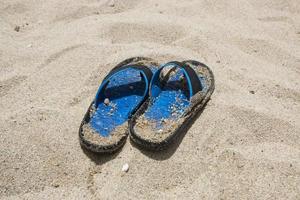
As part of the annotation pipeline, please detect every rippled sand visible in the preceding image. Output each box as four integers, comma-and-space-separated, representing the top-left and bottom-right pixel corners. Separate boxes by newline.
1, 0, 299, 199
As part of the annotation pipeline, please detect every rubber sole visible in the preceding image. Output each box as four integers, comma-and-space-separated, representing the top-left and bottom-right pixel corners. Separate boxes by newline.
79, 57, 159, 153
129, 60, 215, 151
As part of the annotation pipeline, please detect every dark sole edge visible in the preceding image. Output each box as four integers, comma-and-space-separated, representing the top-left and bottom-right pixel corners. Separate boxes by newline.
79, 57, 159, 154
129, 60, 215, 151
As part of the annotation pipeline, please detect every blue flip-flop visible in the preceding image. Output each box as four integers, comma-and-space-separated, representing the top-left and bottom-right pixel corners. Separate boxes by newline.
79, 57, 159, 153
129, 60, 215, 150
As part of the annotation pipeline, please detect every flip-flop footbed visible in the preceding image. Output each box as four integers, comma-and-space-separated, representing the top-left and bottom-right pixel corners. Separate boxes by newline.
130, 60, 215, 150
79, 57, 159, 153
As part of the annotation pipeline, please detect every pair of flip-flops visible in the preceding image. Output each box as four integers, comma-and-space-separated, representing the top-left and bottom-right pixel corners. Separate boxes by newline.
79, 57, 214, 153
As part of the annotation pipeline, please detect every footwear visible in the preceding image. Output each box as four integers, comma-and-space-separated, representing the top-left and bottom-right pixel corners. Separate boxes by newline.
129, 60, 215, 150
79, 57, 159, 153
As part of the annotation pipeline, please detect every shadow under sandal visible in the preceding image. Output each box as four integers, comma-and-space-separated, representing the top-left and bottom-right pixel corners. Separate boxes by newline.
130, 60, 215, 150
79, 57, 158, 153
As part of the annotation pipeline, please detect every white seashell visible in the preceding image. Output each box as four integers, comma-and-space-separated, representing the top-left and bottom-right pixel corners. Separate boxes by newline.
104, 98, 110, 105
122, 163, 129, 172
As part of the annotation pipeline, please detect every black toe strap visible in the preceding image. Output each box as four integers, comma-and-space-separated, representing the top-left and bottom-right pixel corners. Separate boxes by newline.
150, 61, 202, 99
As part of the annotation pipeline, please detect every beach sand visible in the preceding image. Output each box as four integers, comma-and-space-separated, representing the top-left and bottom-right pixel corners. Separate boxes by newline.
1, 0, 300, 199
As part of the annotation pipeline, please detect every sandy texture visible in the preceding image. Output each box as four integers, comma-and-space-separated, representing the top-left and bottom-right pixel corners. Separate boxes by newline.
1, 0, 300, 199
82, 122, 128, 146
81, 103, 128, 147
134, 115, 183, 143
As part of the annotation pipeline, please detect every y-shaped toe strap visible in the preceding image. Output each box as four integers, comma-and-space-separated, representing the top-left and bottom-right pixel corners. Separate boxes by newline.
149, 61, 202, 100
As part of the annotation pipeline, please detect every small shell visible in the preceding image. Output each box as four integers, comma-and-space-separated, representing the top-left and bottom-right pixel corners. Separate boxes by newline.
122, 163, 129, 172
104, 98, 110, 105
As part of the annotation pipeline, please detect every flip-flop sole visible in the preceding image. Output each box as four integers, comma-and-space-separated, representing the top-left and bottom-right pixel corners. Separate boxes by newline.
130, 60, 215, 150
79, 57, 159, 153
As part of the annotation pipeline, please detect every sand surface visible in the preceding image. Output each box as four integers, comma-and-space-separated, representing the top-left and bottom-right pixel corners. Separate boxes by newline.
1, 0, 300, 199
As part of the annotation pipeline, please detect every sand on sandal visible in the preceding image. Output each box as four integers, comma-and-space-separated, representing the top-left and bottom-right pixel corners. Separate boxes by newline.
1, 0, 300, 199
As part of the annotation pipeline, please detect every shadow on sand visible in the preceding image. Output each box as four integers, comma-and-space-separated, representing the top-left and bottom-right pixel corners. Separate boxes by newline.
81, 145, 122, 165
81, 101, 209, 163
130, 101, 209, 161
